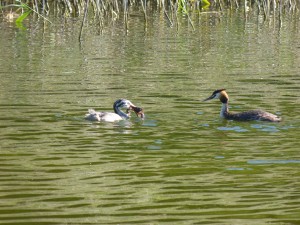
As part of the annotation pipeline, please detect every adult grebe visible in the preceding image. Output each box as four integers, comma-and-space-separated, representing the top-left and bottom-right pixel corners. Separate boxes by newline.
203, 89, 281, 122
85, 99, 144, 122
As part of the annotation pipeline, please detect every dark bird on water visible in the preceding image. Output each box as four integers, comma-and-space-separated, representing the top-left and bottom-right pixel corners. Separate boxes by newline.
203, 89, 281, 122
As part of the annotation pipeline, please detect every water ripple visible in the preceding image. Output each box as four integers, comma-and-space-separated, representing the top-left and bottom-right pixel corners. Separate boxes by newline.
248, 159, 300, 165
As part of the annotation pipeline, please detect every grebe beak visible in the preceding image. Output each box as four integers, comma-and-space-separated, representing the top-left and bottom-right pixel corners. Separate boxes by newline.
203, 95, 215, 102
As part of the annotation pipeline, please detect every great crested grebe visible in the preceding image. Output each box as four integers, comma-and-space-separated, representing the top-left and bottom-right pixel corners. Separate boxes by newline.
85, 99, 144, 122
203, 89, 281, 122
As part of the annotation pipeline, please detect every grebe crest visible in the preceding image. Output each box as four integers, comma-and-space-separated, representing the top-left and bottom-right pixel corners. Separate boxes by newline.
203, 89, 281, 122
85, 99, 144, 122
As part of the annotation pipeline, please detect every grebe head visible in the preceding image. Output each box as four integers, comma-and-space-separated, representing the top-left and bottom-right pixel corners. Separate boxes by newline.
114, 99, 145, 119
114, 99, 134, 109
203, 89, 229, 103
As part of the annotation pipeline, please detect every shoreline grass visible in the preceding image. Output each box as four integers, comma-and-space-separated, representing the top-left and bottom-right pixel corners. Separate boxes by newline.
1, 0, 299, 37
1, 0, 298, 18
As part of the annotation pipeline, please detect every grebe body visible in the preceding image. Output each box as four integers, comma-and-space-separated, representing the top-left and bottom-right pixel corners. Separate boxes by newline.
203, 89, 281, 122
85, 99, 144, 122
85, 110, 125, 122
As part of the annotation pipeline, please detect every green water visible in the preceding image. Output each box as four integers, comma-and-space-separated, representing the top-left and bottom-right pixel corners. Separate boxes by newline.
0, 10, 299, 224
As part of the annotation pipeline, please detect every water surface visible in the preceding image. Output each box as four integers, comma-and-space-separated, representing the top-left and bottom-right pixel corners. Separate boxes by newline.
0, 10, 300, 224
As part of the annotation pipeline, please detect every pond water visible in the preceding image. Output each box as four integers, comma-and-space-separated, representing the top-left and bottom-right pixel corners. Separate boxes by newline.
0, 10, 300, 224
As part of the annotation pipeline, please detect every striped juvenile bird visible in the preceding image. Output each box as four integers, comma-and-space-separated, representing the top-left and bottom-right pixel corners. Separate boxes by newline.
203, 89, 281, 122
85, 99, 144, 122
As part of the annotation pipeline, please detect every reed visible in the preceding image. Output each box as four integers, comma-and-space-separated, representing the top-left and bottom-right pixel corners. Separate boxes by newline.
1, 0, 299, 31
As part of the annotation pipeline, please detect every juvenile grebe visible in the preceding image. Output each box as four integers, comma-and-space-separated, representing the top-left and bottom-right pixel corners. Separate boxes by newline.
85, 99, 144, 122
203, 89, 281, 122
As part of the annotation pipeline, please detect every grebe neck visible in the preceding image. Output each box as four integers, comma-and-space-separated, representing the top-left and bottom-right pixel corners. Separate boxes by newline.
220, 103, 229, 118
219, 93, 230, 119
113, 106, 129, 119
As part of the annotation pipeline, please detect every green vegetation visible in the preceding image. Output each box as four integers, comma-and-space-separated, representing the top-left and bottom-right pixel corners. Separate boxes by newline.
1, 0, 298, 17
1, 0, 299, 35
1, 0, 51, 29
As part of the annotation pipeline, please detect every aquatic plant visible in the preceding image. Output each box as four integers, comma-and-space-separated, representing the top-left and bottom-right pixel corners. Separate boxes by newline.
1, 0, 298, 17
1, 0, 299, 32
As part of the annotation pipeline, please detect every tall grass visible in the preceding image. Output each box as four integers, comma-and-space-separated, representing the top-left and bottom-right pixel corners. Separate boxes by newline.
1, 0, 299, 35
2, 0, 298, 14
2, 0, 298, 17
